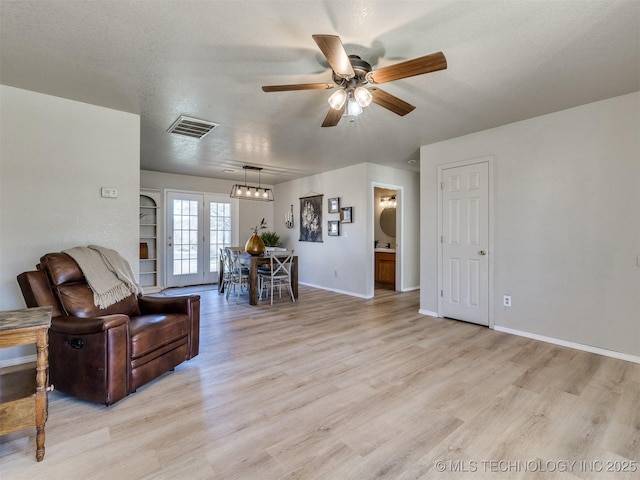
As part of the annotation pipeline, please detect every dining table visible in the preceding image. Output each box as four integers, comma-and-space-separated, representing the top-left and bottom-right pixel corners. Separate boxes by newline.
218, 249, 298, 305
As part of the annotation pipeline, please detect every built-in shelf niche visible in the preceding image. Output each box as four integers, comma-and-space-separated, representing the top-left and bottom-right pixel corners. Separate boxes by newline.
139, 189, 162, 292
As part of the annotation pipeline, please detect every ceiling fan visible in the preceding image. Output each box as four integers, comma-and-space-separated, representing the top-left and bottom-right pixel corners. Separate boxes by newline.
262, 34, 447, 127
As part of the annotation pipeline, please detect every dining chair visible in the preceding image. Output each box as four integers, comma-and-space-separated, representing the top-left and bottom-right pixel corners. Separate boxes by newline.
258, 250, 295, 305
225, 248, 249, 302
219, 248, 231, 295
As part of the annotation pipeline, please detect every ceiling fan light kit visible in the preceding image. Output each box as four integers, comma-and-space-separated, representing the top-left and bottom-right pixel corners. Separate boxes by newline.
262, 34, 447, 127
346, 96, 363, 117
353, 86, 372, 108
328, 88, 347, 110
230, 166, 274, 202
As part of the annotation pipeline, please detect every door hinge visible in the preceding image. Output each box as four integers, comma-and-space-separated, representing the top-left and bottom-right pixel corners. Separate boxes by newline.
440, 289, 443, 297
440, 181, 444, 190
440, 235, 443, 243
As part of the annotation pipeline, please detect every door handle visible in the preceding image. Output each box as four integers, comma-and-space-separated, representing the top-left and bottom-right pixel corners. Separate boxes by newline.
479, 250, 487, 256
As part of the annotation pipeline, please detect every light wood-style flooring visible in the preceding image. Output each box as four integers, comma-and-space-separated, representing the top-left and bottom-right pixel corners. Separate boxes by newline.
1, 286, 639, 479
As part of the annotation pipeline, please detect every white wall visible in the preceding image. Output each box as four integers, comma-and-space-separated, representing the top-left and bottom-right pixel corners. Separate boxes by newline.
274, 162, 420, 297
420, 92, 640, 358
0, 86, 140, 363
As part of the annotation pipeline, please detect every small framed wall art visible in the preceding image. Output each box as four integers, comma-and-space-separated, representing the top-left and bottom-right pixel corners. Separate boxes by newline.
340, 206, 353, 223
328, 197, 340, 213
328, 220, 340, 236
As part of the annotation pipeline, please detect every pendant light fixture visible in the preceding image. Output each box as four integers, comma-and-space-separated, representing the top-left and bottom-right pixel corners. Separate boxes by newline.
230, 166, 274, 202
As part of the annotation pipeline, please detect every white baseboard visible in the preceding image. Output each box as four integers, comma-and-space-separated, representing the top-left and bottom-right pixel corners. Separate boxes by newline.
494, 325, 640, 364
418, 309, 439, 317
300, 282, 421, 298
142, 286, 163, 294
0, 354, 37, 369
298, 282, 372, 299
402, 285, 420, 292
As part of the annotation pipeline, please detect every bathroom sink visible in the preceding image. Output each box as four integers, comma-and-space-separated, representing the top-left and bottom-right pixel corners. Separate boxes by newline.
374, 247, 396, 253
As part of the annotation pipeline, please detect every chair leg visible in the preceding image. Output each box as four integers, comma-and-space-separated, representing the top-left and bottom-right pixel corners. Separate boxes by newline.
270, 280, 274, 305
289, 280, 295, 302
258, 276, 264, 300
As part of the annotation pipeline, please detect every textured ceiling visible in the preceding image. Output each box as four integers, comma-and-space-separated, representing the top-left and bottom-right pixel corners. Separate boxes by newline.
1, 0, 638, 185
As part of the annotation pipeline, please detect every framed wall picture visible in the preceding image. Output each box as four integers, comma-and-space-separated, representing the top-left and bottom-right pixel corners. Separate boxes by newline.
299, 194, 323, 242
328, 220, 340, 236
340, 206, 353, 223
328, 197, 340, 213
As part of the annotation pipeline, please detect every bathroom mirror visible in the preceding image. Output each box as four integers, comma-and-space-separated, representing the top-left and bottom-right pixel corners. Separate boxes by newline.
380, 207, 396, 236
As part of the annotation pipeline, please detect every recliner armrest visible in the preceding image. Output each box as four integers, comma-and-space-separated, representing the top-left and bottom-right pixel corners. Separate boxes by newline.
138, 294, 200, 359
51, 314, 129, 335
137, 294, 200, 316
48, 313, 130, 406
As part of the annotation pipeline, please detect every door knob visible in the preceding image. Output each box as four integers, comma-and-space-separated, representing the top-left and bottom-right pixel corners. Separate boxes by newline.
479, 250, 487, 256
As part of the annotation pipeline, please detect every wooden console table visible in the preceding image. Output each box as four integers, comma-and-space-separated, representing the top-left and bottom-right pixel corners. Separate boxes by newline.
0, 306, 52, 462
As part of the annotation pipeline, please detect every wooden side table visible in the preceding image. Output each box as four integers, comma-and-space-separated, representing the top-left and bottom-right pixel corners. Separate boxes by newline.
0, 306, 52, 462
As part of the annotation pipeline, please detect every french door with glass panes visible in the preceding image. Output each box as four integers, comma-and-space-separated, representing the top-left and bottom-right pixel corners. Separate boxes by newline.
165, 191, 237, 288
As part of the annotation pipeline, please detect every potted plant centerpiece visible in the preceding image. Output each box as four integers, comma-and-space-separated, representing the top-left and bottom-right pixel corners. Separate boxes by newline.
245, 218, 268, 256
260, 230, 281, 251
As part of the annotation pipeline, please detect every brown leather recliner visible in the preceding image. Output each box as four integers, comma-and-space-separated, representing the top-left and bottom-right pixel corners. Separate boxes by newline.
17, 252, 200, 406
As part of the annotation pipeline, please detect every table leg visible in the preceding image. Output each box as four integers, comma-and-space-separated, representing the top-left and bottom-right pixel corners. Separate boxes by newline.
249, 259, 258, 305
35, 328, 48, 461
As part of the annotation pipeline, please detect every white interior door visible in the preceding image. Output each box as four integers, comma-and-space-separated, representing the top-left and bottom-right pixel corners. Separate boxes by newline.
166, 192, 236, 288
441, 162, 489, 325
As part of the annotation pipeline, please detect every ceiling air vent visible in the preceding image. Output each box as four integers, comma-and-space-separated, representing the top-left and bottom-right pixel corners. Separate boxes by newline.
167, 115, 219, 139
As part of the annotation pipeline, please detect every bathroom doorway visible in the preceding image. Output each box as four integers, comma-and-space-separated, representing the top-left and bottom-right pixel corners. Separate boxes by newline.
374, 186, 399, 293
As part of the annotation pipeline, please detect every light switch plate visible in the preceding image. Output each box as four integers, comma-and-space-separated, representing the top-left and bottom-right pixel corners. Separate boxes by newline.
101, 187, 118, 198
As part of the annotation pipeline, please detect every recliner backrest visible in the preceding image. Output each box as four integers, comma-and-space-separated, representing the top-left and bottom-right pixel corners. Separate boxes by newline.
17, 270, 65, 317
39, 252, 140, 318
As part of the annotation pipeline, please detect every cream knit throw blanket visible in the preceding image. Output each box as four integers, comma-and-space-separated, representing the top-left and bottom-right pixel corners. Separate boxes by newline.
63, 245, 142, 309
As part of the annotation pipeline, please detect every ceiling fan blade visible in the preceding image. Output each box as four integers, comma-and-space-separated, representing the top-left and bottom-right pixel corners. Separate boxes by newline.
321, 104, 346, 127
312, 34, 355, 79
370, 88, 416, 116
262, 83, 334, 92
369, 51, 447, 84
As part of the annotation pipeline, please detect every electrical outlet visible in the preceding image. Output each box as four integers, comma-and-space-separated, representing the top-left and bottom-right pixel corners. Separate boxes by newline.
503, 295, 511, 307
334, 270, 338, 277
